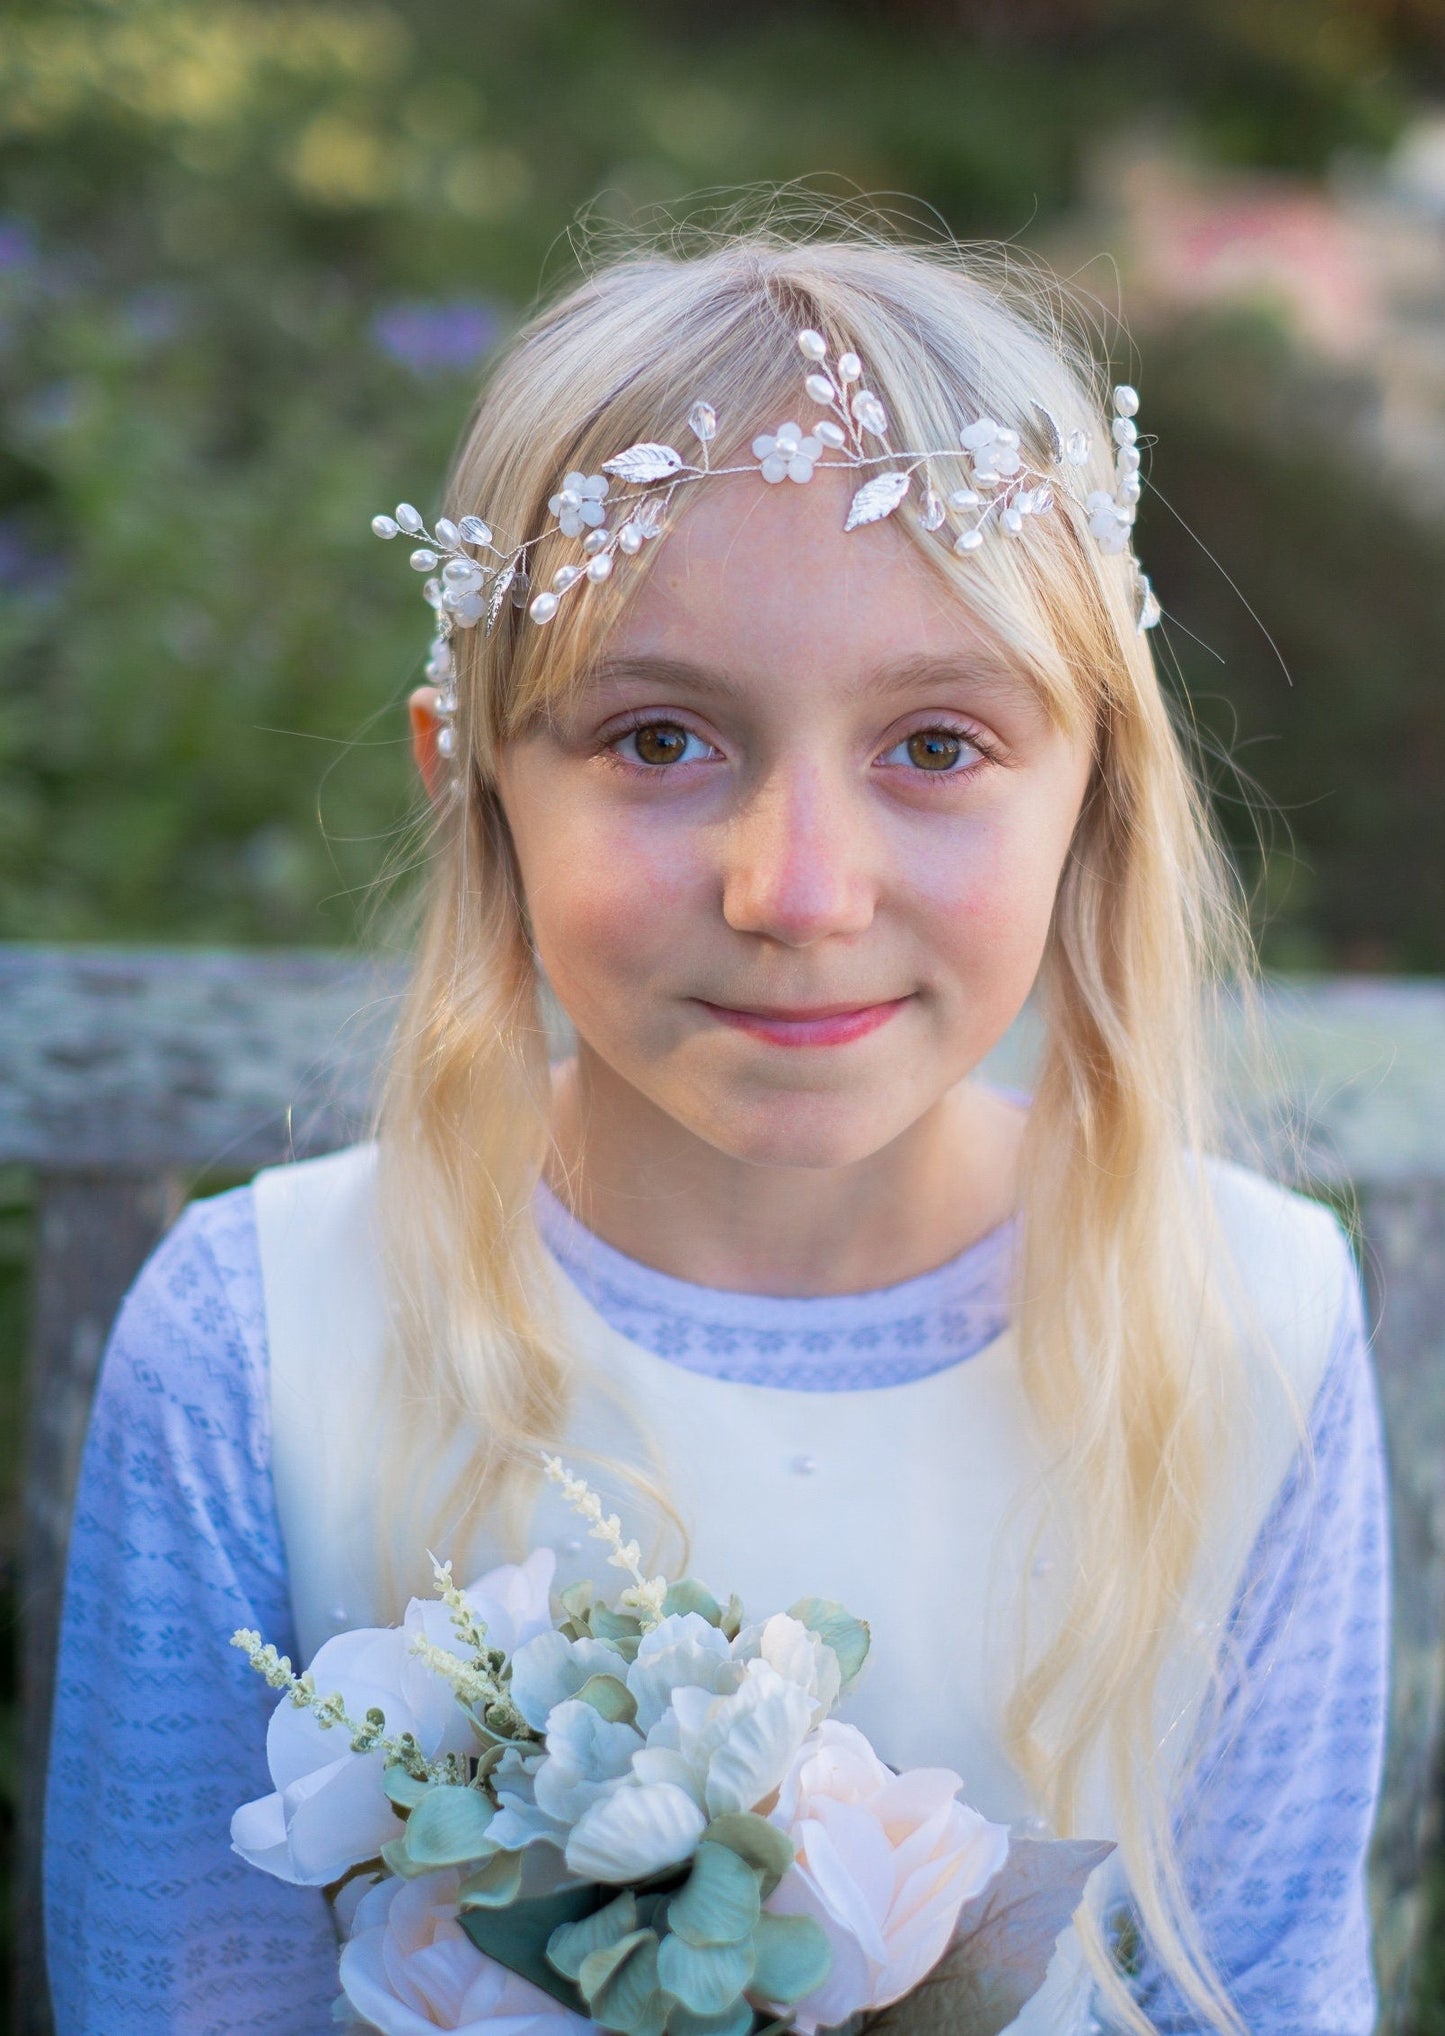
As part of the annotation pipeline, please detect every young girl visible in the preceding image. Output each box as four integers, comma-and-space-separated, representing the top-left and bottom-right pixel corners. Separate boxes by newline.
43, 219, 1389, 2035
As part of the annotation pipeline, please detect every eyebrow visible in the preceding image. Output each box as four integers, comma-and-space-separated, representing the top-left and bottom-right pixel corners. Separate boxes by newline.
581, 650, 1043, 709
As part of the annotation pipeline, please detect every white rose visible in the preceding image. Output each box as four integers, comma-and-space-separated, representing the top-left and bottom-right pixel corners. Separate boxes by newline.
232, 1553, 557, 1887
766, 1720, 1010, 2035
338, 1868, 591, 2034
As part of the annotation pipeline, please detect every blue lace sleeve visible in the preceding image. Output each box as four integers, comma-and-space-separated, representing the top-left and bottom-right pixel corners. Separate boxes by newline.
1117, 1223, 1391, 2034
42, 1185, 341, 2034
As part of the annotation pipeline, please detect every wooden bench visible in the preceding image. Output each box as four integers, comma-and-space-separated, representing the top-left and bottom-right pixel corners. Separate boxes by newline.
5, 945, 1443, 2034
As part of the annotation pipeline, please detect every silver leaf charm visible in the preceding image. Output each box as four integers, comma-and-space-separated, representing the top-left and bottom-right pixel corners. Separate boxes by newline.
602, 441, 684, 483
486, 564, 516, 633
844, 470, 911, 531
1031, 401, 1063, 463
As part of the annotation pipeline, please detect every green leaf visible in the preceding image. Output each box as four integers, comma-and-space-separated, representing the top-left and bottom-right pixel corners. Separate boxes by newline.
457, 1848, 524, 1910
462, 1884, 601, 2011
382, 1765, 434, 1809
590, 1605, 645, 1655
750, 1911, 833, 2005
702, 1813, 795, 1898
662, 1578, 724, 1625
575, 1673, 639, 1726
667, 1842, 761, 1948
548, 1891, 639, 1980
656, 1933, 755, 2016
559, 1580, 596, 1623
718, 1594, 745, 1642
580, 1929, 665, 2034
400, 1784, 496, 1867
380, 1834, 433, 1880
788, 1597, 871, 1690
858, 1836, 1115, 2036
667, 2003, 756, 2036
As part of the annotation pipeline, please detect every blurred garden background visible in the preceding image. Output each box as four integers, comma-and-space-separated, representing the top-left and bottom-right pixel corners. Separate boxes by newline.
3, 0, 1445, 2023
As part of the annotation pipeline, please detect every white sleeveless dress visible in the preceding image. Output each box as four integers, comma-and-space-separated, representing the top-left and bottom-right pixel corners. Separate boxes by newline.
252, 1143, 1349, 2035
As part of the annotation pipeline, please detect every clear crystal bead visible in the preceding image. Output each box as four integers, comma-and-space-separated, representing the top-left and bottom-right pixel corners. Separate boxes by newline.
1065, 429, 1091, 464
510, 571, 530, 606
919, 489, 945, 532
370, 514, 398, 539
459, 515, 492, 546
688, 400, 717, 443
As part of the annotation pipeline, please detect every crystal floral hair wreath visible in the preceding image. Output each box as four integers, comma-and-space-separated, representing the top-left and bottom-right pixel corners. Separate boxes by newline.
372, 327, 1160, 762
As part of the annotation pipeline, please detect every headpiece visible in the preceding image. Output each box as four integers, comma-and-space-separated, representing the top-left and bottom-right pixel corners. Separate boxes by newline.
371, 327, 1159, 757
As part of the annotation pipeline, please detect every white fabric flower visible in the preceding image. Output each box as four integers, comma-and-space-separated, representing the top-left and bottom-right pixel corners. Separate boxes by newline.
752, 422, 824, 484
338, 1867, 589, 2034
508, 1629, 633, 1733
531, 1700, 643, 1826
626, 1612, 741, 1733
731, 1613, 842, 1725
548, 470, 609, 537
231, 1555, 556, 1888
1085, 489, 1134, 556
958, 417, 1023, 486
765, 1720, 1010, 2035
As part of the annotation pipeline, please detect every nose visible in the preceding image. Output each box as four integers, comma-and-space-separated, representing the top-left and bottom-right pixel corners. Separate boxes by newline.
720, 756, 877, 946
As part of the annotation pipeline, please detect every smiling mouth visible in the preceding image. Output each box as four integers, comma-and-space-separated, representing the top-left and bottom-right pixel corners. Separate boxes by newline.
694, 995, 912, 1047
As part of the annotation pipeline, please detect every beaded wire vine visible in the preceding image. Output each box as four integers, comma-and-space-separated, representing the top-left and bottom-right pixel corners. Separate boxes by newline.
371, 327, 1160, 764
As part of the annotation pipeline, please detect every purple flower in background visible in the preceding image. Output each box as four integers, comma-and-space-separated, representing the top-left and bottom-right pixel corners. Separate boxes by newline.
369, 296, 501, 377
0, 219, 37, 273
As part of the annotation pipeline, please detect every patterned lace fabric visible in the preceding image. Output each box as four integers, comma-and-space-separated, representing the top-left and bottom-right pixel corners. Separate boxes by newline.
44, 1175, 1388, 2034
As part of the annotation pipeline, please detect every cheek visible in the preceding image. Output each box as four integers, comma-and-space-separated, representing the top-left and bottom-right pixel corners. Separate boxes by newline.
907, 797, 1073, 983
524, 796, 708, 1011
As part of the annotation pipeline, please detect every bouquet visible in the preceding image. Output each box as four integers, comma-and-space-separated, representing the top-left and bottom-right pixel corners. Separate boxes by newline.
232, 1457, 1110, 2036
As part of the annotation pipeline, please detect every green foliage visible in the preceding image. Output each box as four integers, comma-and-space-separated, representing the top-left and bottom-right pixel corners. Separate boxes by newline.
788, 1598, 870, 1692
395, 1782, 497, 1868
0, 0, 1434, 961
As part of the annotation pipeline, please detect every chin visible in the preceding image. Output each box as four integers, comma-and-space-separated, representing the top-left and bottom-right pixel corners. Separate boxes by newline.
683, 1087, 910, 1173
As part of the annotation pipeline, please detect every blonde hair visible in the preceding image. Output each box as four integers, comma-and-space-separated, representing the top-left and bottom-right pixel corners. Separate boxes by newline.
374, 200, 1273, 2033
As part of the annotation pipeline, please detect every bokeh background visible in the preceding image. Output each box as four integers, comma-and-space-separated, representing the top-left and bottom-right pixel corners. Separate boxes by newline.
2, 0, 1444, 2022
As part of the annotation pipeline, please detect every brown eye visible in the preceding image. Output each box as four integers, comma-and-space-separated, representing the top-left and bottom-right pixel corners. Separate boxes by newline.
905, 729, 963, 771
631, 723, 691, 766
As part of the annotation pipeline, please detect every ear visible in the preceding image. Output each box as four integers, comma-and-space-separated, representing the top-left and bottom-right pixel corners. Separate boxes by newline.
408, 686, 452, 808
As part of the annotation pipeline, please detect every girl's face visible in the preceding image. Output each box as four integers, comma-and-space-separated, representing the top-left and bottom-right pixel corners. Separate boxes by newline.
493, 466, 1094, 1172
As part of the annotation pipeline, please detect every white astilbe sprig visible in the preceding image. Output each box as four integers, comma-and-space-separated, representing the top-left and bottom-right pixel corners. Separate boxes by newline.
541, 1454, 669, 1628
229, 1629, 461, 1780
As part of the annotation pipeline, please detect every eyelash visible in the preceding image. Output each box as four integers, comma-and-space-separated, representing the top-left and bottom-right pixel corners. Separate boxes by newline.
600, 712, 1001, 786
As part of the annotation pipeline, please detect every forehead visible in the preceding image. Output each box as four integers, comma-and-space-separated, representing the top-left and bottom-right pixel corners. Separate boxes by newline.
592, 462, 1040, 706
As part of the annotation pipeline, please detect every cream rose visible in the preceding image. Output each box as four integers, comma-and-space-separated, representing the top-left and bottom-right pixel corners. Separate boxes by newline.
338, 1867, 591, 2034
766, 1720, 1010, 2034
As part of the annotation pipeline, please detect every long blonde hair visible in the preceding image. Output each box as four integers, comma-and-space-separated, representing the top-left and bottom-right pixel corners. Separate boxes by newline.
374, 201, 1271, 2033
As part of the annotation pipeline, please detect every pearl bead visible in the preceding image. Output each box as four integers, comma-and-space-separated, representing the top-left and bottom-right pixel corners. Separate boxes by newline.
797, 329, 828, 360
436, 725, 456, 758
586, 553, 614, 581
395, 503, 424, 533
954, 528, 984, 553
618, 526, 644, 555
371, 514, 398, 539
837, 352, 862, 381
583, 528, 610, 554
409, 548, 438, 571
791, 1454, 818, 1476
1112, 416, 1138, 446
815, 421, 846, 448
804, 373, 834, 404
434, 517, 460, 548
529, 592, 559, 624
1113, 384, 1140, 418
552, 564, 581, 591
